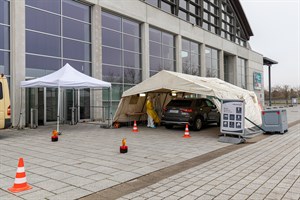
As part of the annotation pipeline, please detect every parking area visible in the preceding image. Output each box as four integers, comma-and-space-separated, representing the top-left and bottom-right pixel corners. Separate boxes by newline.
0, 106, 298, 200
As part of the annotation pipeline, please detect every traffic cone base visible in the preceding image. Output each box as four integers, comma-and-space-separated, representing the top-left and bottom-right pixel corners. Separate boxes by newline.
183, 124, 191, 138
120, 145, 128, 153
8, 158, 32, 193
8, 184, 32, 193
132, 120, 139, 133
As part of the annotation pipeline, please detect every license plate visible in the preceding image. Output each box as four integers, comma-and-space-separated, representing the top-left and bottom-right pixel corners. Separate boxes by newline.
169, 110, 179, 113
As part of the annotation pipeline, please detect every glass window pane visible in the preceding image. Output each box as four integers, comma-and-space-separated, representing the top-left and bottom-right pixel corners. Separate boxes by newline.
0, 51, 9, 75
179, 0, 187, 9
79, 89, 90, 119
123, 35, 140, 52
26, 7, 61, 35
149, 28, 161, 42
162, 46, 174, 60
182, 39, 190, 51
124, 51, 140, 68
189, 4, 196, 14
63, 59, 91, 75
63, 17, 90, 41
190, 16, 196, 24
123, 19, 140, 36
26, 31, 61, 57
63, 39, 90, 61
0, 0, 9, 24
191, 53, 199, 67
102, 47, 122, 66
150, 56, 162, 71
162, 32, 173, 46
161, 1, 172, 13
182, 51, 190, 64
102, 12, 121, 31
102, 28, 121, 48
63, 0, 90, 22
150, 42, 161, 57
205, 47, 211, 57
111, 84, 123, 100
163, 59, 174, 71
191, 42, 199, 54
146, 0, 158, 7
25, 0, 61, 14
102, 65, 122, 83
26, 54, 61, 77
0, 25, 9, 50
212, 48, 218, 58
203, 22, 208, 30
178, 10, 187, 20
124, 68, 141, 84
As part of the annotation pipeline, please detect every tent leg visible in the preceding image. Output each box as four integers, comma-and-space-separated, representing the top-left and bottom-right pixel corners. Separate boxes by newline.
57, 87, 60, 133
109, 88, 112, 128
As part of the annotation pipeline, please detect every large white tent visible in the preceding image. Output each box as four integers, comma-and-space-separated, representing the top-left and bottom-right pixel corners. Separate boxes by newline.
113, 70, 262, 128
21, 63, 111, 131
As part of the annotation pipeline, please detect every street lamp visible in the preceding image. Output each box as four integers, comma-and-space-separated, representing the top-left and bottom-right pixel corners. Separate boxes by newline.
263, 57, 278, 107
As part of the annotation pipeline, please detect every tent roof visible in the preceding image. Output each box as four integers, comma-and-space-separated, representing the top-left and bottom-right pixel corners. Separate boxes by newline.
21, 63, 111, 89
123, 70, 256, 100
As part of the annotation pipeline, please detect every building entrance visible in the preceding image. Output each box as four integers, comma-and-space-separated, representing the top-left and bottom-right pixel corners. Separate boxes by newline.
25, 88, 90, 127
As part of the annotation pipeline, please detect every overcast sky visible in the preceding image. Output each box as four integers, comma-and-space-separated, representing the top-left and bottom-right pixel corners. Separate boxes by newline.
240, 0, 299, 89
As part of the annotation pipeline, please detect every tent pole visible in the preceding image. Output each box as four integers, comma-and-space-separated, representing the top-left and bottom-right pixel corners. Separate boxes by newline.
57, 86, 60, 133
109, 87, 112, 128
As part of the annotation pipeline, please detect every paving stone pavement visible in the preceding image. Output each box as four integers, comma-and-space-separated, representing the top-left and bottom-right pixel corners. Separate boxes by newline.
121, 123, 300, 200
0, 106, 298, 200
0, 120, 229, 199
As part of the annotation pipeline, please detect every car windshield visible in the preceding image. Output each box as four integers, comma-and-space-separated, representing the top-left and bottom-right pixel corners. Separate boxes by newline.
167, 100, 192, 107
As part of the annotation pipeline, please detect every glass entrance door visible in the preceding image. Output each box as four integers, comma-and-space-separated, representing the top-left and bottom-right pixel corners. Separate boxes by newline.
45, 88, 58, 124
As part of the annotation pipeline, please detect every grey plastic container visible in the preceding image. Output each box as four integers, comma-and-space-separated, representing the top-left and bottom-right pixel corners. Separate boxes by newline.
262, 108, 288, 134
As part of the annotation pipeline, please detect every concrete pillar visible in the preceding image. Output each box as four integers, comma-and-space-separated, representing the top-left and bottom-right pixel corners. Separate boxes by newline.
91, 5, 102, 120
10, 0, 26, 127
200, 43, 206, 77
175, 35, 182, 73
141, 23, 150, 80
246, 59, 250, 90
233, 55, 238, 85
219, 50, 224, 80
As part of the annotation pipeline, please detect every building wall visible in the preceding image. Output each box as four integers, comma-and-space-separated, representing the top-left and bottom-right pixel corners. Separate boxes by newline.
8, 0, 264, 127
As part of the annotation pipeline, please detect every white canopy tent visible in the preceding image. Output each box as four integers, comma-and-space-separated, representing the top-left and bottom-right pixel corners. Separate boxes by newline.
21, 63, 111, 132
113, 70, 262, 128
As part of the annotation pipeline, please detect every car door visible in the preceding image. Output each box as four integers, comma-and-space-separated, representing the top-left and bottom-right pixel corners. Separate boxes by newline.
205, 99, 218, 121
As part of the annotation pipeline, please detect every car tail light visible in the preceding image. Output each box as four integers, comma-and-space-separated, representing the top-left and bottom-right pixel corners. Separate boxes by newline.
276, 111, 280, 115
180, 108, 193, 113
262, 111, 265, 115
163, 107, 167, 111
7, 105, 11, 116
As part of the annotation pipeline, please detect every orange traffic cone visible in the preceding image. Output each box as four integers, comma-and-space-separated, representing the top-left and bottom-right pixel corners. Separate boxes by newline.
183, 124, 191, 138
8, 158, 32, 193
132, 120, 139, 133
51, 130, 58, 142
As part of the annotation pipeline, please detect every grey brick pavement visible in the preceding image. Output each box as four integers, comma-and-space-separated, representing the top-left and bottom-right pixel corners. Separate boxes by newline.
122, 123, 300, 200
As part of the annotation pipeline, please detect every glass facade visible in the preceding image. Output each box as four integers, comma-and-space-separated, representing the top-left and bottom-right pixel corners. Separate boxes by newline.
25, 0, 91, 77
101, 11, 141, 115
182, 38, 201, 76
205, 46, 219, 77
149, 27, 175, 76
143, 0, 247, 47
0, 0, 10, 75
25, 0, 91, 120
237, 57, 246, 89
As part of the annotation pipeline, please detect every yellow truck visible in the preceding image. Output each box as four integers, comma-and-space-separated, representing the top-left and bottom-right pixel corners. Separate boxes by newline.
0, 74, 11, 129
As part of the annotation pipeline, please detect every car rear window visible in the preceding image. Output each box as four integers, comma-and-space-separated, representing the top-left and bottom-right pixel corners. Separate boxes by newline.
167, 100, 192, 107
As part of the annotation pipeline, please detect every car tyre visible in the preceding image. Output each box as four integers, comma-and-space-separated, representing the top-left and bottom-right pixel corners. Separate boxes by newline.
193, 117, 202, 131
165, 124, 173, 129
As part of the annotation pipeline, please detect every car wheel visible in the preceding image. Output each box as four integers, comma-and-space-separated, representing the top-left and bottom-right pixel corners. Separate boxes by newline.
193, 117, 203, 131
165, 124, 173, 129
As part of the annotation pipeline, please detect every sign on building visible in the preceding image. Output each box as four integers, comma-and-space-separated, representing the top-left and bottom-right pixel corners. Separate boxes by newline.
220, 99, 245, 135
253, 72, 262, 90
